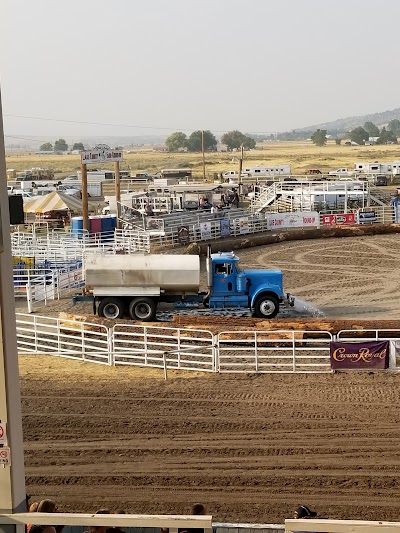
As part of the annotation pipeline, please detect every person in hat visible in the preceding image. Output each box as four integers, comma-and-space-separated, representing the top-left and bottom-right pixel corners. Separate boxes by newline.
294, 505, 317, 519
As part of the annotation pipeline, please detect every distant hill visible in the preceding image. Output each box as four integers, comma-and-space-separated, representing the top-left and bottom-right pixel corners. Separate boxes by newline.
297, 107, 400, 133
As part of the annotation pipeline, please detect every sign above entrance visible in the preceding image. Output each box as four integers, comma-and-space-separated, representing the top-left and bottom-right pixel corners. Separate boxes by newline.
81, 144, 123, 164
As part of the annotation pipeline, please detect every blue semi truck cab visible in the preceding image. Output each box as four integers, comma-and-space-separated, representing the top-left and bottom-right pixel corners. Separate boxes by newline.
207, 251, 294, 318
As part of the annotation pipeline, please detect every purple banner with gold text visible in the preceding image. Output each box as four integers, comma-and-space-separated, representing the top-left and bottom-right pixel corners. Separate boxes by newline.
330, 341, 389, 370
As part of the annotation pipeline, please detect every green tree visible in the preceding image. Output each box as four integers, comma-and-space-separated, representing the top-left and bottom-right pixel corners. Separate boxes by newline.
349, 127, 369, 145
165, 132, 187, 152
221, 130, 256, 150
186, 130, 217, 152
388, 119, 400, 137
310, 129, 327, 147
335, 138, 342, 145
72, 142, 85, 151
40, 142, 53, 151
54, 138, 68, 151
363, 121, 380, 137
377, 127, 397, 145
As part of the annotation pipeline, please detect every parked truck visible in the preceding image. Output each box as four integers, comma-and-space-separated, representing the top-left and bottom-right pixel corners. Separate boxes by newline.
78, 249, 294, 321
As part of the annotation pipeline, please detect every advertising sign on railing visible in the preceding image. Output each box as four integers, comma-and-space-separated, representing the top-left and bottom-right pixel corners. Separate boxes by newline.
220, 218, 231, 237
356, 210, 377, 224
321, 213, 355, 226
200, 222, 212, 240
266, 211, 320, 230
330, 341, 389, 370
177, 226, 190, 245
238, 217, 249, 234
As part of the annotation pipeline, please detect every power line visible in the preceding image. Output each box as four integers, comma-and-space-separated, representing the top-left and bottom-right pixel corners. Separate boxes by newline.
4, 114, 275, 135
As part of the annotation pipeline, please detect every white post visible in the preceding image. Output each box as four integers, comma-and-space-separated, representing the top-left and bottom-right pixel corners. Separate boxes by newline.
163, 352, 168, 380
26, 275, 33, 314
0, 85, 27, 515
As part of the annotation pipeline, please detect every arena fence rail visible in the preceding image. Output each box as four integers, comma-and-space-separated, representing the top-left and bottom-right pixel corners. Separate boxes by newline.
217, 330, 332, 373
0, 512, 213, 533
16, 314, 400, 373
285, 518, 400, 532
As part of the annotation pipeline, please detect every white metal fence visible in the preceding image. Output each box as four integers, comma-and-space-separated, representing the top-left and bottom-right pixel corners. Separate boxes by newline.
13, 265, 84, 312
217, 330, 332, 373
15, 313, 334, 373
112, 324, 215, 371
16, 314, 112, 364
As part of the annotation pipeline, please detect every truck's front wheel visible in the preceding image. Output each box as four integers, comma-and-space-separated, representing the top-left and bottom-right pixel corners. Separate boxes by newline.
129, 297, 157, 321
254, 294, 279, 319
98, 297, 125, 319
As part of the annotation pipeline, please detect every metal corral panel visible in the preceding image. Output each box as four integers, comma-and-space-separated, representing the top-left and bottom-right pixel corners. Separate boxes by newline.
85, 254, 200, 293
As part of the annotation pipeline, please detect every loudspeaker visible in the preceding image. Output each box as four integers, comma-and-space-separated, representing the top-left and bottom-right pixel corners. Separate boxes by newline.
8, 195, 24, 225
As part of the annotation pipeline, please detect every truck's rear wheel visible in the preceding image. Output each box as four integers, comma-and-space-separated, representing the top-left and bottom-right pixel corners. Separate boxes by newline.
98, 297, 124, 319
253, 294, 279, 319
129, 297, 156, 321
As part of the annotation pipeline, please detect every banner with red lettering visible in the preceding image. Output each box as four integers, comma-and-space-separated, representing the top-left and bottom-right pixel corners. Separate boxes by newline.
330, 341, 389, 370
266, 211, 319, 230
322, 213, 355, 226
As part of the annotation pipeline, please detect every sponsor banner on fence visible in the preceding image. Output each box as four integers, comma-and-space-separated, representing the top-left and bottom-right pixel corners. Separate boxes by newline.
238, 217, 249, 234
330, 341, 389, 370
322, 213, 355, 226
220, 218, 231, 238
357, 210, 376, 224
177, 226, 190, 245
145, 218, 165, 232
266, 211, 319, 230
200, 221, 212, 240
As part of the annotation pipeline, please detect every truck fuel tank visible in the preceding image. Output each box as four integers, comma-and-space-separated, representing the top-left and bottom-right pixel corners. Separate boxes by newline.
84, 254, 200, 293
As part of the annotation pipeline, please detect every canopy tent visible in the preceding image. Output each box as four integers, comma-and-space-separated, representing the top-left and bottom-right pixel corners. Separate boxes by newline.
24, 191, 104, 214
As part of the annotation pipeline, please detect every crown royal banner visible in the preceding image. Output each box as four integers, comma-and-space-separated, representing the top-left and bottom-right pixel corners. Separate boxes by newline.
330, 341, 389, 370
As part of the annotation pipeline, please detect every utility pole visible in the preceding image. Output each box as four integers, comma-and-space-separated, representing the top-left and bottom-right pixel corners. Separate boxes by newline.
80, 162, 89, 232
0, 86, 27, 518
202, 130, 206, 182
114, 161, 121, 229
238, 144, 244, 193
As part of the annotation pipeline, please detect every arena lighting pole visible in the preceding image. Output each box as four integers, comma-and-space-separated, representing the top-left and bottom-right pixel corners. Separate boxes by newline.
0, 88, 27, 521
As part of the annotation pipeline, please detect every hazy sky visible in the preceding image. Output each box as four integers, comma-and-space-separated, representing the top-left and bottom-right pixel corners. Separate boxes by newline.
1, 0, 399, 140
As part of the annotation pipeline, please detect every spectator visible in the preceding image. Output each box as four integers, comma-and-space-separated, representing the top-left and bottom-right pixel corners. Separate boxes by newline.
85, 509, 111, 533
29, 499, 57, 533
145, 203, 154, 216
293, 505, 317, 519
179, 504, 207, 533
106, 510, 126, 533
27, 501, 39, 533
232, 191, 239, 208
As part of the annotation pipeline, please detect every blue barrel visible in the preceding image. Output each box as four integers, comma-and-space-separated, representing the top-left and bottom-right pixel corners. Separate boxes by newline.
71, 217, 84, 238
101, 215, 117, 241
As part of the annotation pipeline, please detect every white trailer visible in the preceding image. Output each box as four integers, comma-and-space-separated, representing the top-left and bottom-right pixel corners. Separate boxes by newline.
241, 165, 291, 177
354, 161, 400, 174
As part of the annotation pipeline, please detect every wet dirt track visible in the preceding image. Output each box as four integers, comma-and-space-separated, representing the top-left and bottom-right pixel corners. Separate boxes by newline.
18, 234, 400, 524
21, 357, 400, 524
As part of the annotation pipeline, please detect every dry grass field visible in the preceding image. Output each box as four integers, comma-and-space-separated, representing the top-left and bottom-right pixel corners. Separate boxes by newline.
6, 140, 400, 178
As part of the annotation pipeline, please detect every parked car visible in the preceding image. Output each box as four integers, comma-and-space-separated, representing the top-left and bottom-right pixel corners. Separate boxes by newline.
374, 175, 388, 186
183, 200, 199, 210
57, 184, 81, 196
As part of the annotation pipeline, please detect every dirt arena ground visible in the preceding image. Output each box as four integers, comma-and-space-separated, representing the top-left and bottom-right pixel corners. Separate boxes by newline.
19, 234, 400, 524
